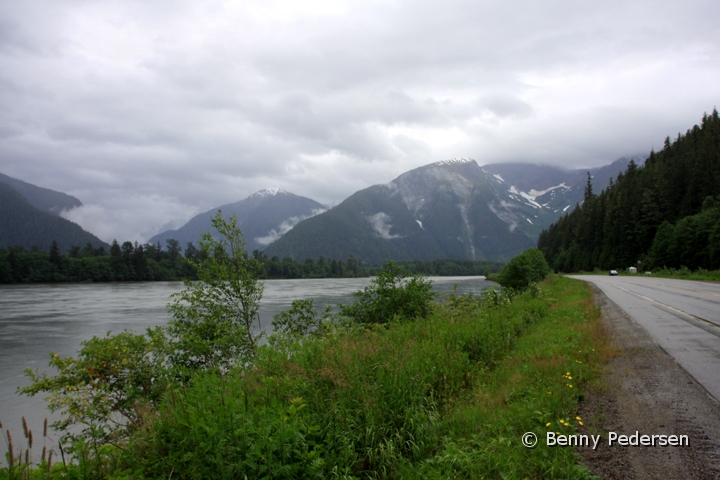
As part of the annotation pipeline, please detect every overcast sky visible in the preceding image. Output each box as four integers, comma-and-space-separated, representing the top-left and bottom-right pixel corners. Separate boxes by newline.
1, 0, 718, 242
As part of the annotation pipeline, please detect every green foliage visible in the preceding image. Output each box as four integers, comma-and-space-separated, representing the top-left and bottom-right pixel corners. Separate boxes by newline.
123, 280, 553, 478
18, 330, 165, 447
405, 278, 603, 479
539, 109, 720, 272
339, 260, 435, 324
0, 238, 195, 284
271, 299, 333, 339
14, 212, 267, 473
127, 376, 327, 479
6, 276, 605, 479
646, 196, 720, 270
165, 211, 265, 373
497, 248, 551, 290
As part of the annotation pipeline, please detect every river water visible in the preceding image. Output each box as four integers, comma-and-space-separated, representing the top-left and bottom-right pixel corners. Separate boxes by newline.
0, 276, 490, 456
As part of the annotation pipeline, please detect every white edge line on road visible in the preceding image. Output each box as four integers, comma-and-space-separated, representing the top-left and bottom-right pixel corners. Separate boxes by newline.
613, 284, 719, 330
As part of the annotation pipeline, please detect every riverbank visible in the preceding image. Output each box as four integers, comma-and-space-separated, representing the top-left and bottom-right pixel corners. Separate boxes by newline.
2, 276, 610, 478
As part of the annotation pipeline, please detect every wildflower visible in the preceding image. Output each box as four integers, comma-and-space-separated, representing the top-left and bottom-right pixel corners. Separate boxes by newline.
568, 384, 573, 388
546, 422, 551, 427
579, 421, 584, 426
576, 416, 582, 421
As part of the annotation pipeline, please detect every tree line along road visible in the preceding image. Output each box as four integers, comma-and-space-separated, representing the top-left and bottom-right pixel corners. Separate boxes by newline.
571, 274, 720, 403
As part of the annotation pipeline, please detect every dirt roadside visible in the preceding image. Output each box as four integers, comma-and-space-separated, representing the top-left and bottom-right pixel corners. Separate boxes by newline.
577, 284, 720, 479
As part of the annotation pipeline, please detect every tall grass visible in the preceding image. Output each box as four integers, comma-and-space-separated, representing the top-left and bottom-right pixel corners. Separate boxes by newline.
115, 278, 604, 478
3, 277, 610, 479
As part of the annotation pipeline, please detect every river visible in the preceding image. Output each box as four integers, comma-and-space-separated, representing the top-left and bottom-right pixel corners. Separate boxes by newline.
0, 276, 490, 457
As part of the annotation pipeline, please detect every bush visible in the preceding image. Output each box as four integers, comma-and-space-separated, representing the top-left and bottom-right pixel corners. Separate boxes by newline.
497, 248, 550, 290
165, 211, 265, 373
339, 260, 434, 324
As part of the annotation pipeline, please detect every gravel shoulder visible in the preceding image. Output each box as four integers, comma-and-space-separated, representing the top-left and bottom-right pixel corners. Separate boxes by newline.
578, 284, 720, 479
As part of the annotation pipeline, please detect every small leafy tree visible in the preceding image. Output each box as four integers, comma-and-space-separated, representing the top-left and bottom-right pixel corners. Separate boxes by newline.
339, 260, 434, 324
165, 210, 265, 373
497, 248, 550, 290
271, 298, 333, 338
19, 329, 165, 446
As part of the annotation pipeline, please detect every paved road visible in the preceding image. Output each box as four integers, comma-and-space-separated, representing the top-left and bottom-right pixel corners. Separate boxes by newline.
571, 275, 720, 402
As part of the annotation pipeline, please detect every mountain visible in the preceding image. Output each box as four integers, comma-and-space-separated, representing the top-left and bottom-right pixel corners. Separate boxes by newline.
0, 172, 82, 215
0, 182, 108, 252
263, 158, 636, 264
482, 156, 643, 215
149, 188, 326, 252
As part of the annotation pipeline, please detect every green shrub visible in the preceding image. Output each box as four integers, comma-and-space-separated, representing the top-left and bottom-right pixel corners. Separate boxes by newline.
497, 248, 550, 290
339, 260, 434, 324
165, 211, 265, 373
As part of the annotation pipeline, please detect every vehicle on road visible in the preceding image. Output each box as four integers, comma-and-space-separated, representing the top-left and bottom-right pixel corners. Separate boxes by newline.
609, 270, 618, 276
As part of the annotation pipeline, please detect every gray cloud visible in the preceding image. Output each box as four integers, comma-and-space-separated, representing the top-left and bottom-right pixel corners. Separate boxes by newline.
254, 208, 327, 246
1, 0, 718, 242
366, 212, 403, 240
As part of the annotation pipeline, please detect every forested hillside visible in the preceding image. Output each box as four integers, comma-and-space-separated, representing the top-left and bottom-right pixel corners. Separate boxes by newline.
538, 110, 720, 272
0, 182, 107, 252
0, 171, 82, 214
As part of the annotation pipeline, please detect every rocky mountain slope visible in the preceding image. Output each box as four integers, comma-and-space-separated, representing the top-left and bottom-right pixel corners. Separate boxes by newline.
263, 158, 636, 263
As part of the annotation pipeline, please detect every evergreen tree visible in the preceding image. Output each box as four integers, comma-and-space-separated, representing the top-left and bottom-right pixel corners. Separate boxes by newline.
539, 110, 720, 272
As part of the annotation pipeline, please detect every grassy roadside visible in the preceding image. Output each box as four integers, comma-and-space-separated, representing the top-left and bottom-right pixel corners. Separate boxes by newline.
400, 276, 612, 478
1, 276, 611, 479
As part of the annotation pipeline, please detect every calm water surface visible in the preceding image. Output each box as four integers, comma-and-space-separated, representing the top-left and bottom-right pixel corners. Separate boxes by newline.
0, 276, 490, 451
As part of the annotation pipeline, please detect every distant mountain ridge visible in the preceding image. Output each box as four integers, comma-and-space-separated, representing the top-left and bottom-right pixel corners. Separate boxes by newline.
262, 157, 637, 263
149, 188, 326, 252
0, 182, 107, 252
0, 172, 82, 215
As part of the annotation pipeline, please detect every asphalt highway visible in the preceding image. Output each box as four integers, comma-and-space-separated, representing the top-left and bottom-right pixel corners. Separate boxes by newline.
571, 275, 720, 402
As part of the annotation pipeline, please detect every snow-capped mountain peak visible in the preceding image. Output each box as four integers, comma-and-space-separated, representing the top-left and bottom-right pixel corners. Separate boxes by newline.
433, 157, 476, 166
251, 187, 289, 198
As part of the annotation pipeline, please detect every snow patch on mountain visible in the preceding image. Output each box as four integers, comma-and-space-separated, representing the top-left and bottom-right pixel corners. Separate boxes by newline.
433, 157, 476, 166
251, 187, 289, 199
507, 183, 570, 209
254, 207, 326, 246
366, 212, 403, 240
